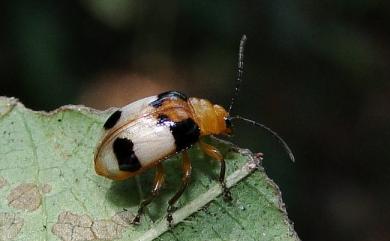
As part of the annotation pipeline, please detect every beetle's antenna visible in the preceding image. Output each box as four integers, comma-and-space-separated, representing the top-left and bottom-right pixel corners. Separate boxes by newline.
228, 34, 247, 114
231, 115, 295, 162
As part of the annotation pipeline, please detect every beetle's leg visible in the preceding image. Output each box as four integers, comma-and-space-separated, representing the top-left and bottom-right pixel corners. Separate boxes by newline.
199, 140, 232, 201
167, 150, 192, 226
132, 163, 165, 224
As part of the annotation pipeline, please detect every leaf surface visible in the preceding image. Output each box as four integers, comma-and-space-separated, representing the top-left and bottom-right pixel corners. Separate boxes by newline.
0, 97, 299, 241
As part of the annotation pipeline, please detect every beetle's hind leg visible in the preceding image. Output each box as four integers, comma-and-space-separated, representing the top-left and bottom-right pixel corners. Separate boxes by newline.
132, 163, 165, 224
167, 150, 192, 226
199, 140, 232, 201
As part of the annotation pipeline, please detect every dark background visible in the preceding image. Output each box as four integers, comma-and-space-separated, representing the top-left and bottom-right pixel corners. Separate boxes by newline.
1, 1, 389, 240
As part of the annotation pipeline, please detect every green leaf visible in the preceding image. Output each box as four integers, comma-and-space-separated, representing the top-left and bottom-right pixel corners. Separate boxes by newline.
0, 97, 299, 241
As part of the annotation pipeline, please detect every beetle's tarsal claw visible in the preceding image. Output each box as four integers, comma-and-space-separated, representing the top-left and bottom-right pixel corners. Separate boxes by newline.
167, 214, 173, 227
131, 215, 141, 225
131, 207, 144, 225
221, 183, 232, 202
166, 205, 177, 226
223, 190, 233, 202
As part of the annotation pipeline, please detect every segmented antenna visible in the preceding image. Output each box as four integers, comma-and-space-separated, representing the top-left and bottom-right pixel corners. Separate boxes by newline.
232, 115, 295, 162
228, 34, 247, 114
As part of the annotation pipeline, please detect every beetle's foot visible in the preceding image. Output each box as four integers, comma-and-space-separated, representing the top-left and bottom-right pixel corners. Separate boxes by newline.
131, 207, 144, 225
223, 190, 233, 202
167, 214, 173, 227
131, 215, 141, 225
221, 183, 232, 202
167, 205, 177, 227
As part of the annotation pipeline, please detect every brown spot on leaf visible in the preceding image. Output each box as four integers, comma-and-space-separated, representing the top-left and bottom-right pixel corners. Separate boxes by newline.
7, 183, 41, 211
52, 212, 94, 241
0, 177, 7, 189
111, 210, 134, 227
52, 211, 130, 241
91, 220, 123, 240
0, 212, 24, 240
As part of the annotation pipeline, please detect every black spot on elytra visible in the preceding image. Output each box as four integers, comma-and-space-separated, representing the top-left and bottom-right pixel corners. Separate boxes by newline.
158, 114, 200, 151
104, 110, 122, 129
150, 91, 188, 108
113, 138, 141, 172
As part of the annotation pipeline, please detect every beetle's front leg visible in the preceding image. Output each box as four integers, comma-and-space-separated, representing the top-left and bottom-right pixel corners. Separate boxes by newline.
132, 163, 165, 224
167, 150, 192, 226
199, 140, 232, 201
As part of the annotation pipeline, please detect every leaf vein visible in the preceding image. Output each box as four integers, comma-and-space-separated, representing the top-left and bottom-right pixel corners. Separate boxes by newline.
18, 109, 39, 181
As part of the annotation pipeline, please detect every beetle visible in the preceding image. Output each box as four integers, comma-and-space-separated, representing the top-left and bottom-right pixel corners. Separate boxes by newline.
94, 35, 294, 225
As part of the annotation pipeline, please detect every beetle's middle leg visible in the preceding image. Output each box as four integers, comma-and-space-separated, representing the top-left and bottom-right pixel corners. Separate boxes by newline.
132, 162, 165, 224
199, 140, 232, 201
167, 150, 192, 226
